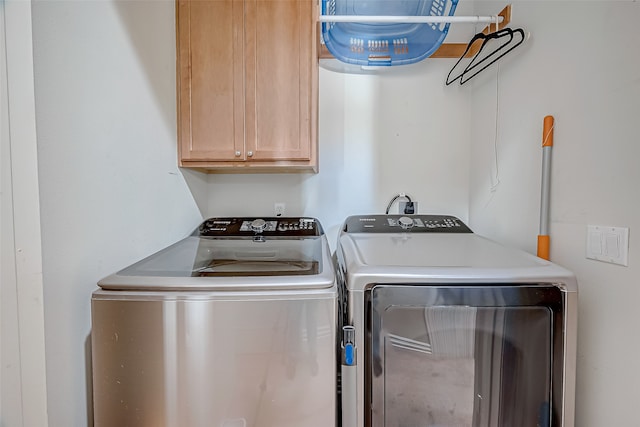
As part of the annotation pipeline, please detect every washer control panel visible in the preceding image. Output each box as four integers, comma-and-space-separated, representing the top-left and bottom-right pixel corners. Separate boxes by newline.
343, 215, 472, 233
196, 217, 321, 237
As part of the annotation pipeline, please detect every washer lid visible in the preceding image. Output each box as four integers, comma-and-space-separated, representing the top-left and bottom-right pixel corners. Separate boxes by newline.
337, 215, 577, 290
98, 217, 335, 291
342, 232, 544, 269
119, 236, 324, 277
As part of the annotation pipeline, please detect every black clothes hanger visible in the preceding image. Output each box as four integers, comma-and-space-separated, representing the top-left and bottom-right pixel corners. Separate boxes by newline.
459, 28, 525, 84
446, 28, 514, 85
445, 31, 488, 86
445, 27, 525, 86
461, 29, 514, 78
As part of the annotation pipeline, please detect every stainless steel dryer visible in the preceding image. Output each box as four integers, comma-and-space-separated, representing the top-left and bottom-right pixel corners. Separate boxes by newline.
335, 215, 578, 427
92, 217, 337, 427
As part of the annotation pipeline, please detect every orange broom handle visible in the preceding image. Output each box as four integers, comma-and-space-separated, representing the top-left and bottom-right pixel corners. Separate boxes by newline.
542, 115, 554, 147
537, 115, 554, 260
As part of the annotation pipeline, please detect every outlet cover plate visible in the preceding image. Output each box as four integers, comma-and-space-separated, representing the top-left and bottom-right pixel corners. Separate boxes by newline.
399, 201, 418, 215
274, 203, 286, 217
586, 225, 629, 266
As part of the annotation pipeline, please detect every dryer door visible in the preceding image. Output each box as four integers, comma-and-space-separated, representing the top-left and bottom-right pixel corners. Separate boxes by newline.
368, 284, 564, 427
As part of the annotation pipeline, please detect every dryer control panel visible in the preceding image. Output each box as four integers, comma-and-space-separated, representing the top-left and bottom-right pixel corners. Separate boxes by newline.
195, 217, 322, 237
342, 215, 472, 233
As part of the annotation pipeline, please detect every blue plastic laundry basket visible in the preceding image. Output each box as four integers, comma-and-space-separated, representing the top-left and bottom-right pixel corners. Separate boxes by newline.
321, 0, 459, 66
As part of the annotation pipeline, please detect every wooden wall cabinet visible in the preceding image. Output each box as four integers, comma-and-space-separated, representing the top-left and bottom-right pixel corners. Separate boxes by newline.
176, 0, 318, 172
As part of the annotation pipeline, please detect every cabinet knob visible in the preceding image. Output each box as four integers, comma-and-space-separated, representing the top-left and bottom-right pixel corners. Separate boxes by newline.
247, 151, 254, 157
235, 151, 241, 157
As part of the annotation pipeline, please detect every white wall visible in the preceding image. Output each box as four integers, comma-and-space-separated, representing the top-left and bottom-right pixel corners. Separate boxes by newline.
31, 1, 202, 425
469, 2, 640, 426
207, 60, 473, 248
27, 0, 640, 425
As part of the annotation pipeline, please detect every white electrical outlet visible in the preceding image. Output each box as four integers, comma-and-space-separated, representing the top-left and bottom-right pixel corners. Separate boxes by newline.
274, 203, 286, 217
399, 201, 418, 214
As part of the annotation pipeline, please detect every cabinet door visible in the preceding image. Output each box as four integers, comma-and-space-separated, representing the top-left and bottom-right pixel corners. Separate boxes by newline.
244, 0, 316, 162
177, 0, 245, 162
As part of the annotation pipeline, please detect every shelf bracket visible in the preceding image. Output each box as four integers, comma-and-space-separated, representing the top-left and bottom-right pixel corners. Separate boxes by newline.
431, 5, 512, 58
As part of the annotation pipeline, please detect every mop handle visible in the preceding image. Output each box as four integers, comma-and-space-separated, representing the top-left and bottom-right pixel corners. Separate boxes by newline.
537, 115, 554, 260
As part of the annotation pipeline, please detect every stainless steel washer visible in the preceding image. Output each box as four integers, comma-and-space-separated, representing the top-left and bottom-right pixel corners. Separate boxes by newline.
92, 217, 337, 427
335, 214, 578, 427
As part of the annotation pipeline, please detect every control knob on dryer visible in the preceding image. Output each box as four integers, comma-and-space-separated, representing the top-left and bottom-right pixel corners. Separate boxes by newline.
398, 216, 414, 230
250, 219, 267, 232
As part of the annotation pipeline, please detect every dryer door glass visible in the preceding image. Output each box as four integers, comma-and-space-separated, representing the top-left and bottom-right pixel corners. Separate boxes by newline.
368, 285, 564, 427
